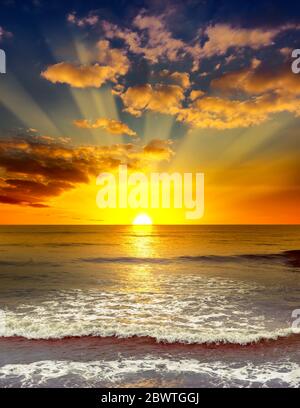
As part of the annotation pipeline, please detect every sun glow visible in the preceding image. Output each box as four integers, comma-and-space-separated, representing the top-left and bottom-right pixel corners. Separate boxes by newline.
133, 213, 153, 225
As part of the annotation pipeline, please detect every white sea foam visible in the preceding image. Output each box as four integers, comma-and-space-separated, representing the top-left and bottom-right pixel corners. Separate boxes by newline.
0, 275, 298, 345
0, 325, 298, 344
0, 357, 300, 387
0, 307, 298, 344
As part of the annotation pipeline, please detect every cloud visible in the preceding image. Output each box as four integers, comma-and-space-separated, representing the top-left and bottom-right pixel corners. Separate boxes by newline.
41, 10, 300, 130
177, 95, 269, 129
97, 40, 130, 76
74, 118, 137, 137
155, 69, 191, 89
62, 7, 300, 77
200, 24, 279, 58
117, 60, 300, 129
119, 83, 185, 117
0, 135, 173, 207
41, 41, 129, 88
102, 12, 186, 65
118, 80, 272, 129
185, 23, 300, 70
0, 138, 89, 184
0, 179, 72, 207
189, 90, 205, 101
181, 63, 299, 129
279, 47, 293, 58
112, 83, 125, 96
100, 9, 300, 72
192, 23, 300, 60
67, 11, 99, 27
143, 139, 174, 161
177, 92, 300, 129
211, 62, 300, 96
41, 62, 114, 88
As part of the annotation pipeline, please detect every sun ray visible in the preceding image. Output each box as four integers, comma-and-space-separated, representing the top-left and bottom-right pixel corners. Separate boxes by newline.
0, 74, 61, 135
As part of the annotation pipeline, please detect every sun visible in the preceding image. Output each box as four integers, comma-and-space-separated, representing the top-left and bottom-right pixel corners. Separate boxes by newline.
133, 213, 153, 225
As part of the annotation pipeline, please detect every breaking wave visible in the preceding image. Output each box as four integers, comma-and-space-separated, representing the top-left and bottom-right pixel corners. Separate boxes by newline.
0, 322, 299, 346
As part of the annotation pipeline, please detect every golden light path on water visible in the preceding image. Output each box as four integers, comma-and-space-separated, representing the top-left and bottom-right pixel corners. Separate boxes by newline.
126, 224, 160, 293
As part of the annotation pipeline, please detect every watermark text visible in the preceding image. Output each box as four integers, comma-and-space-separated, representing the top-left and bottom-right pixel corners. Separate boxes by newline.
96, 165, 204, 220
0, 49, 6, 74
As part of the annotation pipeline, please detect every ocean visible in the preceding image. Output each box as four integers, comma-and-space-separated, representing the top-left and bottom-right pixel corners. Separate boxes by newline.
0, 225, 299, 387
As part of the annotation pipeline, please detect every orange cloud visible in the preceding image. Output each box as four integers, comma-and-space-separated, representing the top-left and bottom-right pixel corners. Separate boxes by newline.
212, 63, 300, 96
156, 69, 191, 89
74, 118, 137, 137
177, 62, 299, 129
177, 93, 300, 129
143, 139, 174, 161
201, 24, 279, 57
119, 83, 184, 117
41, 62, 115, 88
41, 41, 129, 88
118, 60, 300, 129
189, 89, 205, 101
97, 40, 130, 76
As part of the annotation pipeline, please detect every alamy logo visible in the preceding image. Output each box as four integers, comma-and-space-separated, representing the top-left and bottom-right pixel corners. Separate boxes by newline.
0, 49, 6, 74
0, 310, 6, 333
291, 49, 300, 74
96, 165, 204, 220
292, 309, 300, 332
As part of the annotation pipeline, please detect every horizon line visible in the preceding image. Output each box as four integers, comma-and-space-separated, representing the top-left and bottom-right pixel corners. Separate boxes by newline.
0, 223, 299, 227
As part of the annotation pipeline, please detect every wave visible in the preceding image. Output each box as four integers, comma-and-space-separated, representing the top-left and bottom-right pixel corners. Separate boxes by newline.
179, 251, 300, 267
1, 324, 299, 346
0, 242, 117, 248
81, 256, 172, 264
0, 259, 60, 267
1, 250, 299, 267
80, 250, 300, 267
1, 357, 300, 387
2, 250, 298, 267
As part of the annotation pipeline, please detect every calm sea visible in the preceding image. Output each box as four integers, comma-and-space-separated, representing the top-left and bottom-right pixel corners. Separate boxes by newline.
0, 225, 300, 387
